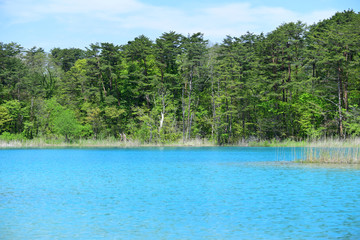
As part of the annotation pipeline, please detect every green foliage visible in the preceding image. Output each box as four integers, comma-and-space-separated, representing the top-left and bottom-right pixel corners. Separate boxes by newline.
344, 109, 360, 137
292, 93, 327, 138
0, 106, 12, 133
82, 103, 103, 138
0, 132, 25, 142
2, 100, 23, 133
103, 106, 125, 137
1, 10, 360, 144
52, 108, 82, 142
27, 98, 83, 142
51, 47, 86, 72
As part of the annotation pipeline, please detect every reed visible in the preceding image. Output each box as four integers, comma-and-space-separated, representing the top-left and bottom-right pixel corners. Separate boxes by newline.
299, 147, 360, 164
245, 137, 360, 148
0, 137, 216, 148
1, 137, 360, 162
294, 138, 360, 164
0, 138, 140, 148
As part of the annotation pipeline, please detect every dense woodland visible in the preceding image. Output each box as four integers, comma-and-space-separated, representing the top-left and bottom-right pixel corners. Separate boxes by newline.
1, 10, 360, 144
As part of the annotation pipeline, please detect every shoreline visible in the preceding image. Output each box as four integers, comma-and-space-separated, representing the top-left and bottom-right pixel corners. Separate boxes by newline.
2, 137, 360, 148
0, 139, 217, 149
2, 138, 360, 165
2, 139, 360, 165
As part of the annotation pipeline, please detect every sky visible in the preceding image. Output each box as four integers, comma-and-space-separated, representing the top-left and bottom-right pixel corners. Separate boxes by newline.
1, 0, 359, 51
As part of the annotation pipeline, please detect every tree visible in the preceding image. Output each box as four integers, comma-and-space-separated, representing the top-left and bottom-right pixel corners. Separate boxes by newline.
53, 108, 82, 142
123, 35, 155, 108
257, 22, 307, 139
307, 10, 360, 138
98, 42, 123, 106
51, 47, 86, 72
178, 33, 209, 142
0, 11, 359, 143
0, 106, 12, 133
0, 42, 26, 101
213, 36, 244, 144
154, 32, 184, 141
103, 106, 125, 138
2, 100, 23, 134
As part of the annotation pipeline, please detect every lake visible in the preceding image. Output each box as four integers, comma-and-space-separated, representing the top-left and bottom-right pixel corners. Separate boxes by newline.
1, 147, 360, 239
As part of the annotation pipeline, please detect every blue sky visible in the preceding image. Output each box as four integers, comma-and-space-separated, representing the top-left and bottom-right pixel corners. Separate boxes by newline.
1, 0, 359, 51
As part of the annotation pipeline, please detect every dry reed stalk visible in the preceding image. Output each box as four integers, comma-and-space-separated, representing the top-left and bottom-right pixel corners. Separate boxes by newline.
301, 147, 360, 164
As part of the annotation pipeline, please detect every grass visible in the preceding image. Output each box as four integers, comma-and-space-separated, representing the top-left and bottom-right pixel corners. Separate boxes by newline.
297, 147, 360, 164
246, 137, 360, 148
2, 136, 360, 164
0, 137, 216, 148
264, 138, 360, 164
246, 137, 360, 164
1, 136, 360, 148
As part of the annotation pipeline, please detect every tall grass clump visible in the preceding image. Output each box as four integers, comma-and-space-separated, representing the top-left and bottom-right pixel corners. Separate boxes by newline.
271, 138, 360, 164
300, 147, 360, 164
306, 137, 360, 148
297, 137, 360, 164
0, 136, 216, 148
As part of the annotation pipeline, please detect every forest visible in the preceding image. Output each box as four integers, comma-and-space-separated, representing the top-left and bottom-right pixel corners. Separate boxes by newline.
1, 10, 360, 145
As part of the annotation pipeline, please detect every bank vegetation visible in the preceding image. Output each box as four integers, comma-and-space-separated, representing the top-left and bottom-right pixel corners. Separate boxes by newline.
1, 11, 360, 149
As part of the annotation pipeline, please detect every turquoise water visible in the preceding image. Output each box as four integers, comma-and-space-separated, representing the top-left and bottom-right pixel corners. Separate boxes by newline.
1, 147, 360, 239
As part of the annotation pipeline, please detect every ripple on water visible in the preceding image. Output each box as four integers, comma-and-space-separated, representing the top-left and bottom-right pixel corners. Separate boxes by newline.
1, 148, 360, 240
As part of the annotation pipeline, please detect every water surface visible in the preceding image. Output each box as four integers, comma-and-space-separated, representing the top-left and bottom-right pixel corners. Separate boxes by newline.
1, 147, 360, 239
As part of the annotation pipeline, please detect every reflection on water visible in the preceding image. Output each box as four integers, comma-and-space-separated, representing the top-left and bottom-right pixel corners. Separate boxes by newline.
0, 147, 360, 239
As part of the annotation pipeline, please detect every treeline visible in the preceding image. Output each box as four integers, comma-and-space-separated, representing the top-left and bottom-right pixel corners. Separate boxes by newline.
1, 10, 360, 144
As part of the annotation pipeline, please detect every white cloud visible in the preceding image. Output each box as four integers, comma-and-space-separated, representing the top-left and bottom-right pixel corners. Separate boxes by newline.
198, 3, 336, 36
302, 10, 337, 25
2, 0, 146, 22
2, 0, 338, 43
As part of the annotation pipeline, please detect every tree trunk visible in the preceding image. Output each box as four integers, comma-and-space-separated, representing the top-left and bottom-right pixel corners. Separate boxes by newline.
96, 57, 107, 96
186, 67, 193, 141
343, 73, 349, 111
337, 65, 344, 138
211, 73, 216, 140
159, 93, 166, 133
182, 86, 186, 143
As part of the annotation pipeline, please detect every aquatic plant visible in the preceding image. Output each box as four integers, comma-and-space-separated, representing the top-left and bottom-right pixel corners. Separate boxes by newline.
300, 147, 360, 164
